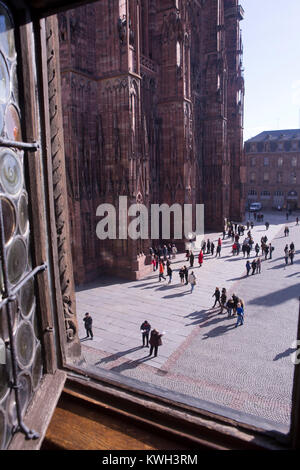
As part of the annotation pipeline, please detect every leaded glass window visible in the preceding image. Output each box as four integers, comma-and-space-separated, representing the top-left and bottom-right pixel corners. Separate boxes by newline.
0, 2, 44, 450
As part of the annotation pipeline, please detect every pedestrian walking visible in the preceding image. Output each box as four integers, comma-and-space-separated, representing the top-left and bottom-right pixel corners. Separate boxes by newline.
198, 249, 204, 267
290, 242, 295, 251
284, 245, 289, 265
256, 257, 261, 274
172, 244, 177, 259
269, 243, 274, 259
289, 249, 295, 265
232, 294, 239, 316
140, 320, 151, 347
284, 226, 289, 237
242, 243, 247, 258
207, 239, 211, 254
188, 271, 197, 293
265, 221, 269, 230
159, 260, 166, 281
183, 265, 189, 285
296, 217, 299, 226
226, 297, 234, 317
220, 288, 227, 314
211, 242, 215, 256
255, 243, 260, 256
83, 312, 93, 340
212, 287, 221, 308
286, 212, 289, 221
149, 329, 164, 357
179, 267, 185, 284
264, 244, 269, 260
251, 259, 257, 275
246, 244, 251, 258
167, 264, 173, 284
190, 251, 195, 268
235, 302, 244, 327
246, 260, 251, 276
216, 244, 221, 257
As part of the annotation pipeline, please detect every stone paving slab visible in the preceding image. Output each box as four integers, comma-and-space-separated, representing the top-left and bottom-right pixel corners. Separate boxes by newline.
76, 213, 300, 430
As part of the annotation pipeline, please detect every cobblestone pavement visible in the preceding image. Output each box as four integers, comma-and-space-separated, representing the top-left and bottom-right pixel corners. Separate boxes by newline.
76, 213, 300, 431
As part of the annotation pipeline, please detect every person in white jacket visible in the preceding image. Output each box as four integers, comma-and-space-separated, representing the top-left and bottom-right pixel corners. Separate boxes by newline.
188, 271, 197, 293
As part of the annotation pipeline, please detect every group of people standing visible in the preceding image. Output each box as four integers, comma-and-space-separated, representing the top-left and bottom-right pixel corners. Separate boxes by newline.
140, 320, 164, 357
284, 242, 295, 265
212, 288, 245, 326
150, 244, 178, 272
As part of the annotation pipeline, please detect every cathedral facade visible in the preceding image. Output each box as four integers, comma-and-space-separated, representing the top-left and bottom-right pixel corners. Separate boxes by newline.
58, 0, 245, 285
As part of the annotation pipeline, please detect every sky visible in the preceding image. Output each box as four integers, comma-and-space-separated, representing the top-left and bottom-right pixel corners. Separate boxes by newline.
242, 0, 300, 142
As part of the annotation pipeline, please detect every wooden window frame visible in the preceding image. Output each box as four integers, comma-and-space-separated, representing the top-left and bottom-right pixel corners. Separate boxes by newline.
4, 0, 300, 450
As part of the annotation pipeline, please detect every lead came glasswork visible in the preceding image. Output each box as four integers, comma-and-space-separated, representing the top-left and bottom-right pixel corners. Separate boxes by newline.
0, 4, 15, 59
8, 373, 31, 424
5, 104, 22, 141
20, 278, 34, 317
18, 192, 29, 235
32, 343, 42, 390
0, 149, 23, 195
0, 196, 16, 243
0, 1, 44, 448
15, 322, 35, 368
7, 237, 27, 285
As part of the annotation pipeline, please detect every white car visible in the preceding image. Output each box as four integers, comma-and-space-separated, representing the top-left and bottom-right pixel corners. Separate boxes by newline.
249, 202, 262, 212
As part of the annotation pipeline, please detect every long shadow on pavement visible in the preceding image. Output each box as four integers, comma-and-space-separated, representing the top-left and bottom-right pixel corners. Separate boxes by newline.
108, 356, 154, 373
94, 346, 143, 365
163, 291, 191, 299
273, 347, 297, 361
248, 283, 299, 307
202, 322, 237, 339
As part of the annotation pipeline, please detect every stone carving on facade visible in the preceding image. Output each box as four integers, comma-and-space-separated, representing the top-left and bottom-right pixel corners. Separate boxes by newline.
118, 15, 127, 44
58, 13, 68, 42
45, 16, 80, 352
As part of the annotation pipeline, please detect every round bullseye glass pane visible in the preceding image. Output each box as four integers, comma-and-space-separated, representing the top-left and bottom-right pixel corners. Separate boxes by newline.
5, 104, 22, 141
0, 407, 6, 450
0, 196, 16, 243
0, 5, 16, 60
7, 237, 27, 285
18, 192, 29, 235
20, 278, 34, 317
0, 150, 23, 195
32, 343, 43, 390
15, 322, 34, 368
0, 53, 9, 104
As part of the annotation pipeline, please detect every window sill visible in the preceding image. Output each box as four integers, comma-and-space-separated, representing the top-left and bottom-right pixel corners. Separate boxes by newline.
48, 366, 291, 450
8, 370, 66, 450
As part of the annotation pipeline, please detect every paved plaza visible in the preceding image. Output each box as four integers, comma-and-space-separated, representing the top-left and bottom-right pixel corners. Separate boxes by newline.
76, 213, 300, 432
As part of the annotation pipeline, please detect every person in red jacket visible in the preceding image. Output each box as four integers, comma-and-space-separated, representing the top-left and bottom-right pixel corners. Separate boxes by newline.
158, 260, 166, 282
198, 249, 204, 267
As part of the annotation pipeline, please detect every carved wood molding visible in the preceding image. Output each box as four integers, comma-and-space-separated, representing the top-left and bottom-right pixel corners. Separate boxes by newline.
44, 15, 81, 358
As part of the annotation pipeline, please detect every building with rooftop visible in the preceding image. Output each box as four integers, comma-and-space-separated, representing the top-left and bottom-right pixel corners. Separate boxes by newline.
244, 130, 300, 211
